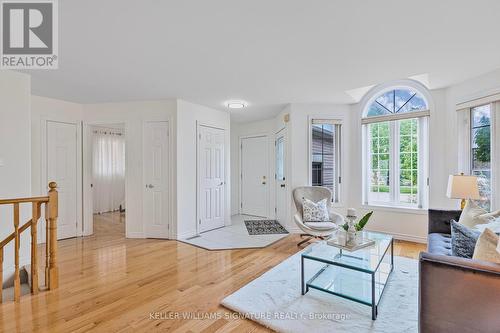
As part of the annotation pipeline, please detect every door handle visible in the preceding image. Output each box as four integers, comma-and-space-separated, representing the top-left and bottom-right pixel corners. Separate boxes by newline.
219, 182, 224, 186
146, 184, 154, 189
262, 181, 266, 185
280, 184, 285, 188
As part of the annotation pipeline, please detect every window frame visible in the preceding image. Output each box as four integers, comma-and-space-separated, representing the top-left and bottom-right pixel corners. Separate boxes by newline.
361, 84, 430, 210
469, 104, 493, 210
308, 117, 343, 204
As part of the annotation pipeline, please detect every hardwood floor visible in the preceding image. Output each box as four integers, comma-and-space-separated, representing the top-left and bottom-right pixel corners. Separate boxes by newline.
0, 213, 426, 332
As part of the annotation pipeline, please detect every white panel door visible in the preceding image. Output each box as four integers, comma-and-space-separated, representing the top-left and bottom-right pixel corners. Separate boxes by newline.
241, 136, 268, 217
143, 121, 170, 238
275, 131, 287, 223
198, 125, 225, 233
47, 121, 78, 240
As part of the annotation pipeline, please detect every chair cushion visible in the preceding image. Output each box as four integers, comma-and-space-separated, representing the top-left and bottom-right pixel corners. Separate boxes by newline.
428, 233, 452, 256
304, 222, 337, 230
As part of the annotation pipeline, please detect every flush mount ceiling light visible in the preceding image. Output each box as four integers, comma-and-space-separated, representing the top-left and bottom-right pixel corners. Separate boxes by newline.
225, 100, 248, 109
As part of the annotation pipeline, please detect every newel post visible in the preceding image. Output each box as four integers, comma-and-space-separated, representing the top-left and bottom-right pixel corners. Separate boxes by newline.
47, 182, 59, 290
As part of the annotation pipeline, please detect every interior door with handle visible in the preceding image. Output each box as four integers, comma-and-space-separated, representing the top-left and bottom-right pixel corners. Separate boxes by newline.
197, 125, 226, 233
143, 121, 170, 238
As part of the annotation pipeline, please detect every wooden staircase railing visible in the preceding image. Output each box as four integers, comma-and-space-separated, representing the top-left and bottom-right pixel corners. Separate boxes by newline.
0, 182, 58, 302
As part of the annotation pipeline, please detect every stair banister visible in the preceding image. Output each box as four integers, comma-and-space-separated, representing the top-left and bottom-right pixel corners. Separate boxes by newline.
0, 182, 58, 303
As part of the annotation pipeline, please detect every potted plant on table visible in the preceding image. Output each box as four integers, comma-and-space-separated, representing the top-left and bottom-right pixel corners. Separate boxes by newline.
342, 211, 373, 245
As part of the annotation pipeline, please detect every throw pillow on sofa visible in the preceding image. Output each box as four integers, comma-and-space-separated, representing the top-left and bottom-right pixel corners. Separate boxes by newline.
473, 228, 500, 264
451, 220, 480, 258
474, 216, 500, 234
302, 198, 330, 222
458, 199, 500, 228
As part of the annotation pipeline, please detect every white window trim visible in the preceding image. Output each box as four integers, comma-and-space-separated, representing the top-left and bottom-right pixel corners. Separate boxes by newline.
361, 109, 430, 125
307, 116, 343, 206
458, 102, 498, 210
492, 102, 500, 210
361, 204, 428, 215
361, 82, 431, 210
362, 117, 429, 209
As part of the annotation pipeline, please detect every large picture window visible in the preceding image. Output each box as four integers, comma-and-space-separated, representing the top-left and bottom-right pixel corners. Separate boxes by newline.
363, 86, 429, 209
470, 104, 491, 210
310, 120, 341, 202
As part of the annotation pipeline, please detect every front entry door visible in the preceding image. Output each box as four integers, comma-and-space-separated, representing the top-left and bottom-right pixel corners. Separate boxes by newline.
240, 136, 269, 217
198, 125, 225, 233
143, 121, 170, 238
275, 130, 287, 224
47, 121, 78, 239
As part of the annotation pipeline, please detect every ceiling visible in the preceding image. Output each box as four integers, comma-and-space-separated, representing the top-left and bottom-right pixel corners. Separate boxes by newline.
28, 0, 500, 122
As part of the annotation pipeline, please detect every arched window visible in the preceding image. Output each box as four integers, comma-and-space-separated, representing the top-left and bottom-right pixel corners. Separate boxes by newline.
362, 83, 430, 209
366, 88, 428, 117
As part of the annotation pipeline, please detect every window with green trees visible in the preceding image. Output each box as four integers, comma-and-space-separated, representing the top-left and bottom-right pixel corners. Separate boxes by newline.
364, 86, 429, 208
471, 105, 491, 210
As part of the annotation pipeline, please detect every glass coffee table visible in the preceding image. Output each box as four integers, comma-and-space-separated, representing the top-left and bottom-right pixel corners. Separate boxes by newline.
301, 232, 393, 320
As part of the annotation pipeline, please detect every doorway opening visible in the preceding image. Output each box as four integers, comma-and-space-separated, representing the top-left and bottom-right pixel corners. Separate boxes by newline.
90, 124, 126, 237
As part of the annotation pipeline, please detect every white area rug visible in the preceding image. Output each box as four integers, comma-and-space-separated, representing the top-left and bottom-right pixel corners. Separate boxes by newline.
221, 250, 418, 332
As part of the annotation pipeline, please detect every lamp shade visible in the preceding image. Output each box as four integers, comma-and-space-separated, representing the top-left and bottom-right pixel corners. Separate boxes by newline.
446, 174, 480, 199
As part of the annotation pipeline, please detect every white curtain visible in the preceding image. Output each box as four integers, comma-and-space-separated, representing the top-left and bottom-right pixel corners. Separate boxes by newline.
92, 128, 125, 214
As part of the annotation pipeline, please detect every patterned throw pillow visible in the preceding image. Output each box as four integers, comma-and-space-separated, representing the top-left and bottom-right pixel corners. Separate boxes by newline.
302, 198, 330, 222
451, 220, 480, 259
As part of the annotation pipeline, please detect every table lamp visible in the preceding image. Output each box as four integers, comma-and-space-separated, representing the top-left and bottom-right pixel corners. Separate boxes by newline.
446, 173, 480, 209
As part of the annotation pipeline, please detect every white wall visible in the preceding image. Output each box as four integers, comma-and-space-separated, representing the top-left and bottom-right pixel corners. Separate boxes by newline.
0, 71, 32, 277
285, 104, 352, 231
230, 118, 277, 217
346, 71, 500, 243
83, 100, 177, 238
176, 100, 231, 239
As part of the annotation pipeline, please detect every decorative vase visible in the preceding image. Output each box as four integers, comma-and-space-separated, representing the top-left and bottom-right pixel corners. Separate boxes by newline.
347, 229, 357, 245
345, 211, 358, 246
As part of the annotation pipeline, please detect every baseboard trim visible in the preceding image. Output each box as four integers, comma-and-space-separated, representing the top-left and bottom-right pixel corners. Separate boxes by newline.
126, 232, 145, 239
288, 226, 426, 244
287, 226, 302, 234
365, 228, 427, 244
176, 231, 197, 240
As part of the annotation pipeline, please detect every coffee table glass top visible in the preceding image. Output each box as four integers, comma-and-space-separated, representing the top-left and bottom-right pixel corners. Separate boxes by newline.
301, 231, 394, 319
302, 231, 393, 273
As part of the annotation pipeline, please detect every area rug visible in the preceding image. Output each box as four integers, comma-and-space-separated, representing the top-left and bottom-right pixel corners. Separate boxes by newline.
244, 220, 289, 235
221, 250, 418, 332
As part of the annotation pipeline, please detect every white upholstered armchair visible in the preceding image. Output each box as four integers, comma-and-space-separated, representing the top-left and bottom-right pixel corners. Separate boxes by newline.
292, 186, 343, 246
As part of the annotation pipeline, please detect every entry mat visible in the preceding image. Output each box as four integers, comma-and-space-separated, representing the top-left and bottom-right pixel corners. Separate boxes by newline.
244, 220, 289, 235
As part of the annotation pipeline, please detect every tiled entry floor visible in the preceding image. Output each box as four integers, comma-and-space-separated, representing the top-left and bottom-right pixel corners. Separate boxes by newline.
180, 215, 289, 250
